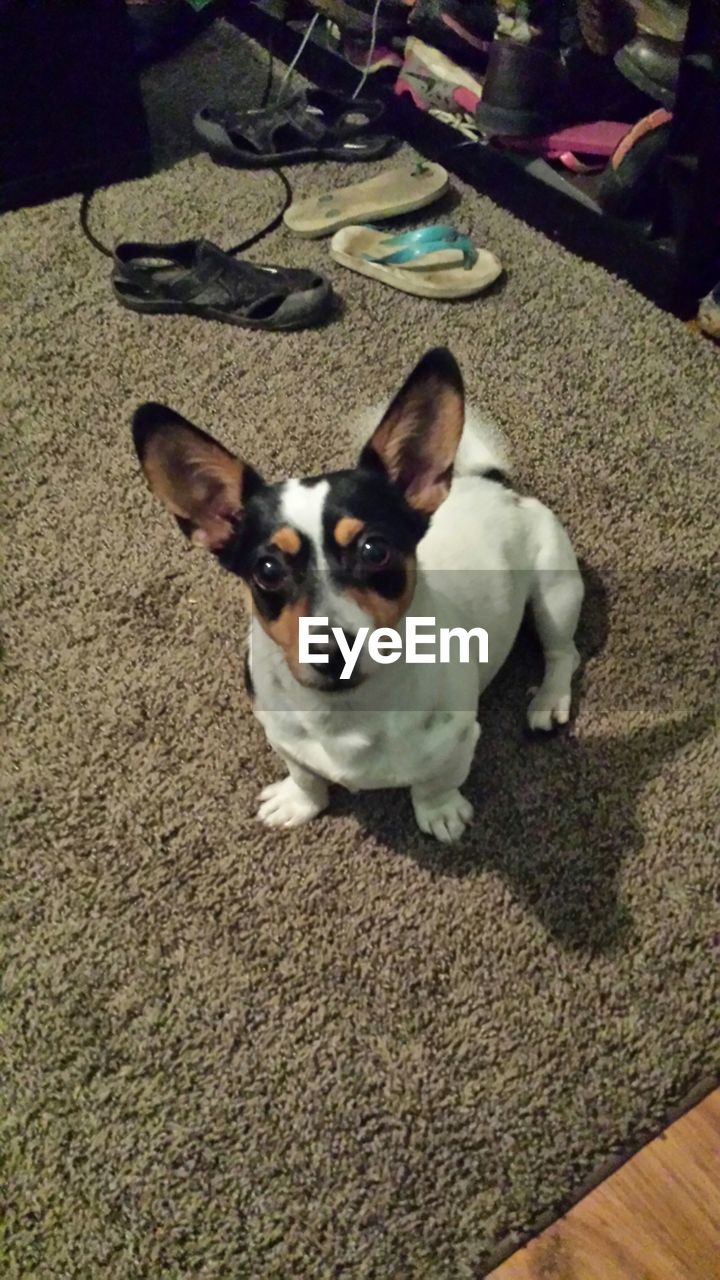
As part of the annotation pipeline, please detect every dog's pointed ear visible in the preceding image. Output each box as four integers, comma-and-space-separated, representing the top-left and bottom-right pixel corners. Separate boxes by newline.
359, 348, 465, 515
131, 403, 263, 552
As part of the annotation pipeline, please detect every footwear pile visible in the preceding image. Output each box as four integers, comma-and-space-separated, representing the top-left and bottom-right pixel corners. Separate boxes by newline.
104, 84, 504, 327
110, 0, 717, 329
300, 0, 693, 223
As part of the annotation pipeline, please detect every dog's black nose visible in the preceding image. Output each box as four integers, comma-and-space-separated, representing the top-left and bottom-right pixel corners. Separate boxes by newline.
309, 630, 357, 686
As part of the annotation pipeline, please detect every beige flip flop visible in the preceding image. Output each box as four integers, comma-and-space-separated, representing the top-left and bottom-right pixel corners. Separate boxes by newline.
284, 160, 449, 239
329, 223, 503, 299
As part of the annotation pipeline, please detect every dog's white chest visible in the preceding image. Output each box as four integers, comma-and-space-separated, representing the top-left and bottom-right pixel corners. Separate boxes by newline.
258, 703, 477, 792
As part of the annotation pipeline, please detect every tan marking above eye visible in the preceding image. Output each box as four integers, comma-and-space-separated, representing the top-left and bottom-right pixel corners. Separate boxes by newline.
334, 517, 365, 548
271, 526, 302, 556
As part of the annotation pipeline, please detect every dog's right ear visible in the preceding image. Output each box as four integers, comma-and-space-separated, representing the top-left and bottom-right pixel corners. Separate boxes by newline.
131, 404, 263, 552
359, 347, 465, 516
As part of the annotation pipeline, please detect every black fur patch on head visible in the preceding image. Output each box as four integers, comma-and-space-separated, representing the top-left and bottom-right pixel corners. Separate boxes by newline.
216, 467, 429, 613
220, 484, 313, 621
323, 470, 429, 549
219, 484, 281, 575
322, 469, 427, 600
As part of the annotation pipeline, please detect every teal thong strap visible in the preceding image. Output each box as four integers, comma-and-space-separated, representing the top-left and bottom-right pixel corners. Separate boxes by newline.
362, 224, 478, 270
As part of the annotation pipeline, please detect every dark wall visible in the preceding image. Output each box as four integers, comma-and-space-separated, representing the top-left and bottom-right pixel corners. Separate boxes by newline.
0, 0, 151, 212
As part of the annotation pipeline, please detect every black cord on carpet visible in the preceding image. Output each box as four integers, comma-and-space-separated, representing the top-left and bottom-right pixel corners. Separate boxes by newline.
78, 32, 291, 263
224, 166, 293, 255
79, 189, 115, 258
79, 161, 293, 261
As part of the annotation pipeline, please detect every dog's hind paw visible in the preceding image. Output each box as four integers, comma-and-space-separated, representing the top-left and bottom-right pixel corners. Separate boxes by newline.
257, 775, 327, 829
527, 686, 572, 732
413, 789, 473, 844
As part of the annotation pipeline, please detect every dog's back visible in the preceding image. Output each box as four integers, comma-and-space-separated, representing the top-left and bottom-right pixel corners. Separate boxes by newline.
453, 407, 512, 482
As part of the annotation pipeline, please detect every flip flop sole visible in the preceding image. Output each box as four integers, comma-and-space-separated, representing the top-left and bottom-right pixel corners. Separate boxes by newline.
284, 160, 449, 238
330, 228, 502, 299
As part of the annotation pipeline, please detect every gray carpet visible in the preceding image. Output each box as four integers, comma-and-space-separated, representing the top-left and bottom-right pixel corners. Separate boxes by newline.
1, 20, 718, 1279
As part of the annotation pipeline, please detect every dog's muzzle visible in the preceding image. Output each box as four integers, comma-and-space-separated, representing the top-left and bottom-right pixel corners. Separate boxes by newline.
306, 629, 362, 691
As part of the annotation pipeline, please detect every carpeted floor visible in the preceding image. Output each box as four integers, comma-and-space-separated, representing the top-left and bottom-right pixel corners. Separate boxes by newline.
1, 21, 718, 1279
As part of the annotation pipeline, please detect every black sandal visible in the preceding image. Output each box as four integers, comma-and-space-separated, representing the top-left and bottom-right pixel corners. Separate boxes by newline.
193, 89, 392, 168
112, 239, 333, 330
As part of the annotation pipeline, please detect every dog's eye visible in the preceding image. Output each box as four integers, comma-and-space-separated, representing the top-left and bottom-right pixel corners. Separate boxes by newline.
253, 554, 287, 591
358, 536, 391, 568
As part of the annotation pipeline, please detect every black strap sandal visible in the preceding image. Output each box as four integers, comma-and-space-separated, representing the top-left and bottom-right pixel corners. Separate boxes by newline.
193, 89, 392, 168
111, 239, 333, 330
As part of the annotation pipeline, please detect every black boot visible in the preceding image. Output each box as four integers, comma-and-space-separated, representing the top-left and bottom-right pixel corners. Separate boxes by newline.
614, 33, 682, 108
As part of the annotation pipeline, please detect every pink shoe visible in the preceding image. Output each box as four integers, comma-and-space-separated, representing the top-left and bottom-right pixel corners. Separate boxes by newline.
395, 36, 484, 117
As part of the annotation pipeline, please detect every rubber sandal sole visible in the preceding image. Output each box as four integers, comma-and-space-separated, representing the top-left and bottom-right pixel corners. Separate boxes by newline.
112, 288, 333, 331
202, 136, 393, 170
284, 160, 449, 239
330, 226, 502, 299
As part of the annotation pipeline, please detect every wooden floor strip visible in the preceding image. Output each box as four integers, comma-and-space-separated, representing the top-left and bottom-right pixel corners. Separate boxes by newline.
489, 1090, 720, 1280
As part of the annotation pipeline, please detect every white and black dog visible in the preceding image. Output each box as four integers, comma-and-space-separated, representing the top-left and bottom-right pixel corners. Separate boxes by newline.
132, 347, 583, 842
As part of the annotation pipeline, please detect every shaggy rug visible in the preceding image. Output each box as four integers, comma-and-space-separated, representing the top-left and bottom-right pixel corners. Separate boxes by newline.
1, 20, 718, 1279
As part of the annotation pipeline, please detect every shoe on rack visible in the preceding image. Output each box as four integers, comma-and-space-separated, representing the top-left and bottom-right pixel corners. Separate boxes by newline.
409, 0, 496, 64
597, 106, 672, 216
396, 36, 485, 117
614, 33, 682, 108
631, 0, 689, 42
475, 38, 564, 137
342, 37, 404, 72
305, 0, 408, 38
576, 0, 636, 56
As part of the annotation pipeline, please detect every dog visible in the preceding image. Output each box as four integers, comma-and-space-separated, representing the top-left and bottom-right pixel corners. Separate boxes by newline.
131, 347, 583, 843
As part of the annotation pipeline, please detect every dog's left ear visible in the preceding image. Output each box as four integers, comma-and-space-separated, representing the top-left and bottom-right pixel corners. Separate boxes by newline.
132, 403, 263, 552
359, 347, 465, 515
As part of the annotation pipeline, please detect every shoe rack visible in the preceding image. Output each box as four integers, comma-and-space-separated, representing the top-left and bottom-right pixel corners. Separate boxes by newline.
227, 0, 720, 319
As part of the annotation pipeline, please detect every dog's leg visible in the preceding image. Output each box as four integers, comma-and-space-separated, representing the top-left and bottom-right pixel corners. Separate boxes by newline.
257, 758, 329, 829
411, 722, 479, 843
524, 498, 584, 731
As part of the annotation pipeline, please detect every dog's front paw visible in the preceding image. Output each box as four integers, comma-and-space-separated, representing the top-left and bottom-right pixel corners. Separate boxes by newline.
257, 776, 327, 829
413, 789, 474, 844
527, 686, 572, 731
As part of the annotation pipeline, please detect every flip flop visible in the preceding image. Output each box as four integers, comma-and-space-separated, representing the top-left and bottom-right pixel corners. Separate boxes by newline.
330, 224, 502, 299
112, 239, 333, 330
498, 120, 633, 173
193, 89, 391, 168
284, 160, 449, 239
